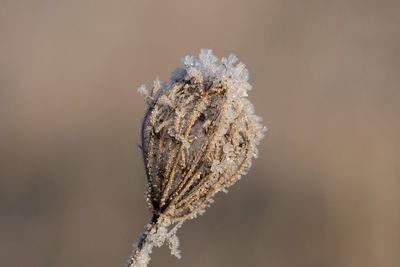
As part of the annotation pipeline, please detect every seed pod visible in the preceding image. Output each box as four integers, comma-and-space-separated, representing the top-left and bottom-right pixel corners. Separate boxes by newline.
139, 49, 265, 221
128, 49, 265, 267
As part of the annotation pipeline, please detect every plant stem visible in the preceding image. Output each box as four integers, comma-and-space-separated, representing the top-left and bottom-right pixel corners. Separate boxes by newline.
126, 215, 161, 267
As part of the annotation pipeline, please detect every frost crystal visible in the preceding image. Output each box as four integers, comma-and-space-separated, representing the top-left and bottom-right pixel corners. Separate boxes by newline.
127, 49, 266, 267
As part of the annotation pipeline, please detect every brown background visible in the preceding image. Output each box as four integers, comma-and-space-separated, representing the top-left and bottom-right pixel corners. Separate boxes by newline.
1, 1, 399, 266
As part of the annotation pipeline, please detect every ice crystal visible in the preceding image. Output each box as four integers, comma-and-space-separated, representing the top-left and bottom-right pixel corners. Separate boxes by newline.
126, 49, 266, 267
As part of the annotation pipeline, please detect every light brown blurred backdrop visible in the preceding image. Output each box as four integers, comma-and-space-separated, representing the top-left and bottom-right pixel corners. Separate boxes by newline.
1, 1, 399, 266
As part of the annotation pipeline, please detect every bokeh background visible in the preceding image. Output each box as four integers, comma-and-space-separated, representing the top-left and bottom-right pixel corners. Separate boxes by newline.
1, 0, 399, 266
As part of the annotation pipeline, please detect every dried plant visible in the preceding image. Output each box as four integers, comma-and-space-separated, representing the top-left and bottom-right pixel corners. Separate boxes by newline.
126, 49, 266, 267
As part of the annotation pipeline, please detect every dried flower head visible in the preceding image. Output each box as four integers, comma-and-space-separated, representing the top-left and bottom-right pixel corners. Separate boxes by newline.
127, 49, 266, 267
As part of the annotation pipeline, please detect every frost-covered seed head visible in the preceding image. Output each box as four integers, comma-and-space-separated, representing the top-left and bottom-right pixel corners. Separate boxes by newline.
138, 49, 266, 223
128, 49, 266, 267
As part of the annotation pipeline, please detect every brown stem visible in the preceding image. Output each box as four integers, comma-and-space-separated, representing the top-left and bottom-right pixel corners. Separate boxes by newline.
126, 215, 160, 267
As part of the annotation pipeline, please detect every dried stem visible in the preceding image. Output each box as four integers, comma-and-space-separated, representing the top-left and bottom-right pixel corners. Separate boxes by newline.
126, 219, 157, 267
126, 215, 176, 267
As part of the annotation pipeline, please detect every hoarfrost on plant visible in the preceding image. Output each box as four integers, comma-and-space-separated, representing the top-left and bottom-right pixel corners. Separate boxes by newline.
127, 48, 266, 267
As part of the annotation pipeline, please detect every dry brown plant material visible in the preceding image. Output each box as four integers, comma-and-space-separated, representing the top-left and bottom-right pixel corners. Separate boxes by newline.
126, 49, 266, 267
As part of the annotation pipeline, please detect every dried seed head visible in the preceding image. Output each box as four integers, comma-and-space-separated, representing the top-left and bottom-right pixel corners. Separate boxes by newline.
138, 49, 265, 224
128, 49, 266, 267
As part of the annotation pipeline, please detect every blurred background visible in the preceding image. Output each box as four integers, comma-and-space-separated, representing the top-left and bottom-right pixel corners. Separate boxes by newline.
1, 0, 399, 266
